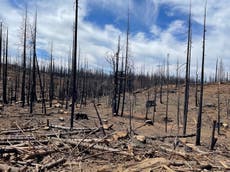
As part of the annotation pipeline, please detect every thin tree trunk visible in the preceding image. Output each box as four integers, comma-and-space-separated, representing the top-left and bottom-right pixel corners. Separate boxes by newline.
217, 82, 220, 135
36, 56, 46, 115
165, 54, 169, 133
195, 59, 198, 107
49, 42, 54, 107
196, 1, 207, 145
3, 28, 8, 104
21, 8, 27, 107
215, 58, 218, 83
121, 8, 130, 117
183, 1, 192, 135
70, 0, 78, 129
0, 22, 2, 80
113, 36, 120, 116
30, 11, 37, 114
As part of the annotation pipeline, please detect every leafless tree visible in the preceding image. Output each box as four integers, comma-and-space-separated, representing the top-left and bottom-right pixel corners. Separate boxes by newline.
70, 0, 78, 129
183, 0, 192, 135
21, 7, 27, 107
196, 0, 207, 146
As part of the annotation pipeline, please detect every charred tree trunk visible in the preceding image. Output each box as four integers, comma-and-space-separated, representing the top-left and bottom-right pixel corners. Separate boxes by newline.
183, 1, 192, 135
30, 11, 37, 114
21, 8, 27, 107
196, 1, 207, 145
49, 42, 54, 107
0, 22, 2, 80
27, 51, 32, 106
70, 0, 78, 129
112, 36, 120, 116
3, 28, 8, 104
217, 82, 220, 135
195, 59, 198, 107
215, 58, 218, 83
121, 9, 130, 117
165, 54, 169, 133
36, 56, 46, 114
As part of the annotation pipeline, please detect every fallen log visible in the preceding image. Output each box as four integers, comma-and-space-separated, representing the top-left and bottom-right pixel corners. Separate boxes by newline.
62, 139, 133, 156
40, 157, 66, 171
45, 129, 99, 138
0, 140, 49, 145
0, 128, 39, 135
147, 133, 196, 140
49, 124, 98, 131
0, 163, 26, 172
0, 147, 19, 154
24, 150, 56, 160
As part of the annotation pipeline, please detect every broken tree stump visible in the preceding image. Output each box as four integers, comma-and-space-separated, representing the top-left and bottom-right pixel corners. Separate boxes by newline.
210, 120, 217, 150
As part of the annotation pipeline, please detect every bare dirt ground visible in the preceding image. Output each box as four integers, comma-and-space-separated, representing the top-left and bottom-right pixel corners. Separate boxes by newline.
0, 83, 229, 171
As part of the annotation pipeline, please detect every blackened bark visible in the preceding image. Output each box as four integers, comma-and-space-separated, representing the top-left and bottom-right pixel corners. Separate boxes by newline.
30, 11, 37, 113
121, 9, 130, 117
196, 0, 207, 145
71, 0, 78, 129
21, 8, 27, 107
3, 28, 8, 104
183, 1, 192, 135
49, 43, 54, 107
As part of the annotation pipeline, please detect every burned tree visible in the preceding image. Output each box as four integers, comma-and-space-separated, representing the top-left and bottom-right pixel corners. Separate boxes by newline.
70, 0, 78, 129
0, 22, 2, 80
3, 28, 8, 104
112, 36, 120, 116
196, 0, 207, 146
121, 8, 130, 117
30, 11, 38, 113
49, 42, 54, 107
183, 1, 192, 135
195, 59, 199, 107
21, 7, 27, 107
165, 54, 169, 133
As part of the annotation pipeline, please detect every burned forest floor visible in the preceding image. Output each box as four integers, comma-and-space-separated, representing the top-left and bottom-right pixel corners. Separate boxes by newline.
0, 83, 230, 171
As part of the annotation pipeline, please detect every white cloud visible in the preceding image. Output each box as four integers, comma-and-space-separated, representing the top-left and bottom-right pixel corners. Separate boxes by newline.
0, 0, 229, 79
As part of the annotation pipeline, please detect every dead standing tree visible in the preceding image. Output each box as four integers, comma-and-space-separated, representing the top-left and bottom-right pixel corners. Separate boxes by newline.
21, 7, 27, 107
30, 11, 38, 113
121, 7, 130, 117
196, 0, 207, 146
183, 0, 192, 135
49, 42, 54, 107
70, 0, 78, 129
112, 36, 120, 116
0, 22, 2, 80
3, 28, 8, 104
165, 54, 169, 133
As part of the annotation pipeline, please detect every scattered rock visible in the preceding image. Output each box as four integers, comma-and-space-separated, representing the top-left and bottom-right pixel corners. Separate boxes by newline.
103, 124, 113, 130
0, 104, 4, 110
59, 117, 64, 122
112, 131, 128, 141
59, 109, 64, 114
222, 123, 228, 129
134, 135, 146, 143
54, 103, 62, 108
43, 126, 50, 130
75, 113, 88, 120
204, 103, 216, 108
163, 117, 173, 123
145, 120, 153, 125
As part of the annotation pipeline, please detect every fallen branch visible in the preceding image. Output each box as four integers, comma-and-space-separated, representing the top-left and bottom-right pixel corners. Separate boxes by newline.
40, 157, 66, 171
49, 124, 98, 132
62, 139, 133, 156
147, 133, 196, 140
0, 163, 26, 172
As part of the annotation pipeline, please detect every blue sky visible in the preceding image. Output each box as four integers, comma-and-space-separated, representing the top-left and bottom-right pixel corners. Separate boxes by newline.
0, 0, 229, 78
